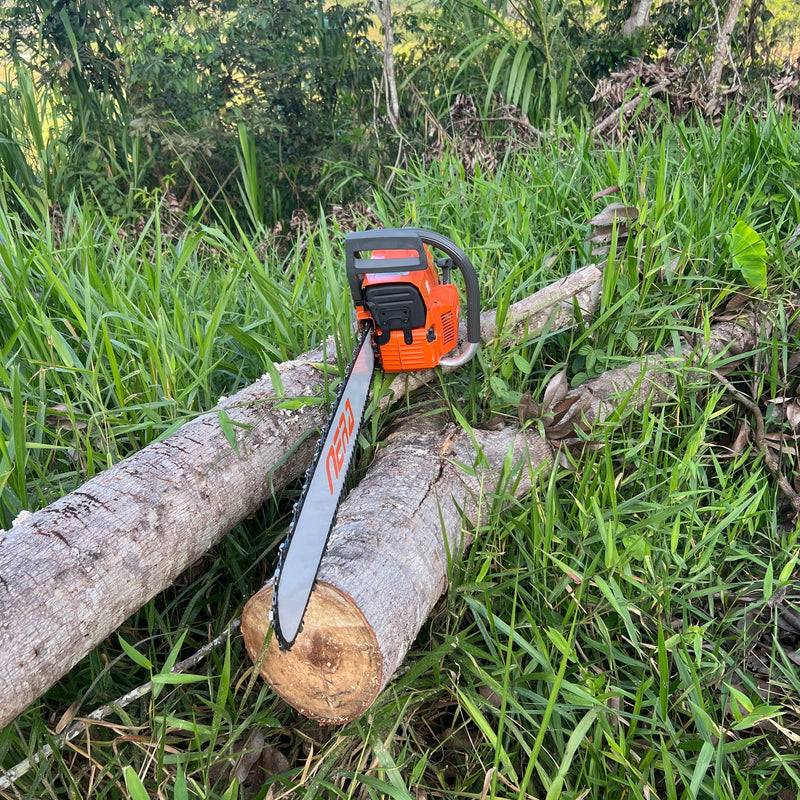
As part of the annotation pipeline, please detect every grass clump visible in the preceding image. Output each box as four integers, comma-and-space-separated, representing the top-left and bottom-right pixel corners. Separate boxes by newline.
2, 106, 800, 800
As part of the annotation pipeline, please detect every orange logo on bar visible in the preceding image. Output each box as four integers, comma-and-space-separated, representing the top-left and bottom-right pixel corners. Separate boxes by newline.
326, 398, 355, 494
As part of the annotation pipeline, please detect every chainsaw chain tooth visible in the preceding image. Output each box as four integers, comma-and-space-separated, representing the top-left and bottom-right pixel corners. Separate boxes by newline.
271, 324, 375, 652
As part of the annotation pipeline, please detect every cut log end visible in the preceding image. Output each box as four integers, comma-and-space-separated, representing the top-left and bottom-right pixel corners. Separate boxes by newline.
241, 582, 383, 725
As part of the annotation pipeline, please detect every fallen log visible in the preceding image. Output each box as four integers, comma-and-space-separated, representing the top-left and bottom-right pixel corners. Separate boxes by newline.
240, 307, 768, 725
540, 313, 764, 447
0, 358, 328, 730
242, 417, 553, 724
0, 264, 601, 730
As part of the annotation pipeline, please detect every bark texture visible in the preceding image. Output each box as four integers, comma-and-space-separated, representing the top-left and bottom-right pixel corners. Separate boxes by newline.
243, 309, 766, 724
0, 353, 334, 730
708, 0, 743, 100
0, 272, 600, 730
373, 0, 400, 133
242, 418, 553, 724
621, 0, 655, 37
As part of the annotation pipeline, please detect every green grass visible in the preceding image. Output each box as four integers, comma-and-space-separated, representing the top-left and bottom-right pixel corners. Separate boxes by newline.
2, 104, 800, 799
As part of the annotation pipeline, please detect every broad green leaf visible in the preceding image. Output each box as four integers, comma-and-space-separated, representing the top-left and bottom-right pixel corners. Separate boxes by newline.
217, 409, 240, 456
622, 532, 651, 561
730, 219, 767, 289
160, 629, 189, 676
545, 708, 599, 800
763, 559, 774, 601
174, 762, 189, 800
368, 737, 416, 800
153, 628, 189, 699
689, 740, 716, 798
123, 767, 150, 800
513, 353, 531, 372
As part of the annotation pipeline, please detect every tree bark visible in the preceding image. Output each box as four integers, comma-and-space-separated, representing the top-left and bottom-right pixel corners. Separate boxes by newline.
621, 0, 655, 37
0, 356, 330, 731
242, 418, 553, 724
241, 308, 766, 725
0, 269, 601, 731
708, 0, 743, 100
373, 0, 400, 134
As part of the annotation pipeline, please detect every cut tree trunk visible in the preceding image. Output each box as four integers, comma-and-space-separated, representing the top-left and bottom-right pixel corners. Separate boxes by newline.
0, 267, 601, 731
0, 358, 329, 731
242, 418, 553, 724
240, 308, 767, 724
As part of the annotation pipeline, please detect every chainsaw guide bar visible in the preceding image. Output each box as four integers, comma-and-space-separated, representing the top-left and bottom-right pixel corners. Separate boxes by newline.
271, 324, 376, 650
270, 228, 480, 652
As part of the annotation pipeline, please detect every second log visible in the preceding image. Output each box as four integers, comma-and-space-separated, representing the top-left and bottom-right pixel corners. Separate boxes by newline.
242, 416, 553, 724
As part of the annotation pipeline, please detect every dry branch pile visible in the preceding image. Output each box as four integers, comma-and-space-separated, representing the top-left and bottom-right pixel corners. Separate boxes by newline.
591, 56, 720, 138
771, 57, 800, 115
426, 93, 541, 175
591, 54, 800, 139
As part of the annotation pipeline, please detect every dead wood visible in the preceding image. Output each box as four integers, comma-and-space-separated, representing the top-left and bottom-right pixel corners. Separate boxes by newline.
242, 307, 772, 724
0, 356, 330, 730
242, 417, 554, 724
590, 56, 716, 137
0, 269, 600, 731
711, 368, 800, 516
540, 311, 764, 447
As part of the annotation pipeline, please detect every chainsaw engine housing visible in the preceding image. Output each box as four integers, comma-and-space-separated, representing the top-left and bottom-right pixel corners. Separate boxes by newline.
346, 228, 480, 373
355, 247, 460, 372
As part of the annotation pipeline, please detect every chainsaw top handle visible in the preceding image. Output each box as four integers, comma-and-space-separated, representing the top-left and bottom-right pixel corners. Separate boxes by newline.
345, 228, 480, 368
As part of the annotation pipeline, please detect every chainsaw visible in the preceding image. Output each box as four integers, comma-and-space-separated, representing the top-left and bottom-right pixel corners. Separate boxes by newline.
271, 228, 480, 650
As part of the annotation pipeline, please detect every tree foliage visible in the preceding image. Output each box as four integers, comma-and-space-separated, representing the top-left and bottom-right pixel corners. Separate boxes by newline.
1, 0, 382, 220
0, 0, 796, 224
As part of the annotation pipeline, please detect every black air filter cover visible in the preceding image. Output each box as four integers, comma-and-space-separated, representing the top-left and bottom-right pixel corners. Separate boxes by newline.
363, 283, 426, 345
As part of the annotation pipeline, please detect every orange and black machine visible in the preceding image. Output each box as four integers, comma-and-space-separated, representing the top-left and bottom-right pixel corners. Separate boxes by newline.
345, 228, 480, 372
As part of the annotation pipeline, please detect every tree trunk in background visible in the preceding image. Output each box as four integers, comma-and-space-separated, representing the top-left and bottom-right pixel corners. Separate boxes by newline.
622, 0, 655, 37
0, 267, 602, 730
744, 0, 766, 63
373, 0, 400, 133
708, 0, 744, 100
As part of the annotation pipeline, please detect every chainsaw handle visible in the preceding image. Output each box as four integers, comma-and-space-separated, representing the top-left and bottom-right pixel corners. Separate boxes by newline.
416, 229, 480, 346
345, 229, 430, 300
345, 227, 481, 351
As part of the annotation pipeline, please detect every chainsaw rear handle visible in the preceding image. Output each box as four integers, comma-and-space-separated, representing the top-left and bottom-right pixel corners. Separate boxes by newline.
345, 228, 480, 367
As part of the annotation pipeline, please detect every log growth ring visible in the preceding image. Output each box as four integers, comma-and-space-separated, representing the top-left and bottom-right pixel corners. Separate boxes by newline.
241, 582, 382, 724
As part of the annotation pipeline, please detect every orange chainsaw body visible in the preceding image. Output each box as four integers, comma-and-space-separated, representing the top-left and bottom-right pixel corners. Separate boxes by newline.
354, 247, 461, 372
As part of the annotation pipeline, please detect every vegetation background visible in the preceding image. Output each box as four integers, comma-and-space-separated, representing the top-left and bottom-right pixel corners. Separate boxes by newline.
1, 0, 800, 798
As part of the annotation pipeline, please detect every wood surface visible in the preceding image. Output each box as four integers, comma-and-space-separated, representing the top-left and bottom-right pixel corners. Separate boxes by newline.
242, 417, 553, 723
241, 308, 764, 724
0, 266, 602, 730
0, 351, 332, 730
